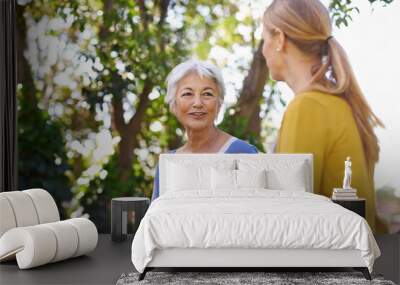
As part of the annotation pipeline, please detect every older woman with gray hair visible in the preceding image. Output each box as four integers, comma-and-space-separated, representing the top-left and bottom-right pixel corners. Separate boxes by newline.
151, 59, 258, 200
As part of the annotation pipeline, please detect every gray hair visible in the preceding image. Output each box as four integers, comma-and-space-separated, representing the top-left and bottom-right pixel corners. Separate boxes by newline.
165, 59, 226, 110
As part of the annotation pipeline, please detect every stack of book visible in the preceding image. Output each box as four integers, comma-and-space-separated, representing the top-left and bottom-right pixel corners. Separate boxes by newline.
332, 188, 358, 200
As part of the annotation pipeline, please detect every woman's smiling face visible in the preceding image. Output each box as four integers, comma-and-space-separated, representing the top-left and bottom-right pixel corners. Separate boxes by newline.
173, 72, 220, 131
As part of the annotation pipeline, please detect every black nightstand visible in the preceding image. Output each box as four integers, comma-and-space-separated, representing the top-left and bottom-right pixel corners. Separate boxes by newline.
111, 197, 149, 242
332, 198, 366, 218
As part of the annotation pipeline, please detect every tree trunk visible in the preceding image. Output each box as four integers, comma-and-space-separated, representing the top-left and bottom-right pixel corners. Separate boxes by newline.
116, 131, 135, 181
102, 0, 171, 182
98, 0, 141, 182
112, 80, 152, 181
235, 40, 269, 139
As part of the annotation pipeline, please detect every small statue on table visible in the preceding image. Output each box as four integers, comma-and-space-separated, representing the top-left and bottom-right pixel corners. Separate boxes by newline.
343, 156, 352, 190
332, 156, 357, 200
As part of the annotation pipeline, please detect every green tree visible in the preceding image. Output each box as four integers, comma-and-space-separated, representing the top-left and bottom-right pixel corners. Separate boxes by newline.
16, 3, 72, 217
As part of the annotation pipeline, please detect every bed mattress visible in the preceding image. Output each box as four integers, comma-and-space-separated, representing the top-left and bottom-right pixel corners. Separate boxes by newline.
131, 190, 380, 273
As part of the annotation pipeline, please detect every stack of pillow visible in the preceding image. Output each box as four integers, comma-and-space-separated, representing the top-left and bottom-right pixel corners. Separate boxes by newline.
164, 159, 309, 194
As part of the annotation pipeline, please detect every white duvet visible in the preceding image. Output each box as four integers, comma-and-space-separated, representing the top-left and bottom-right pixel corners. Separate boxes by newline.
131, 190, 380, 273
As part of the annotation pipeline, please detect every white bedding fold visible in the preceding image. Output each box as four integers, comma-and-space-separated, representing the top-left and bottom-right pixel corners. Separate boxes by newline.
131, 190, 380, 273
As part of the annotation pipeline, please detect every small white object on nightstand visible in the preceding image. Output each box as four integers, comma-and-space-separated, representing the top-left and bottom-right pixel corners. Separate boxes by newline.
332, 157, 358, 200
343, 156, 352, 190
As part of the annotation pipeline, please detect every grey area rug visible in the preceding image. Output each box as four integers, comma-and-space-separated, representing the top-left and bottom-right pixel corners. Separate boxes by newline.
116, 271, 396, 285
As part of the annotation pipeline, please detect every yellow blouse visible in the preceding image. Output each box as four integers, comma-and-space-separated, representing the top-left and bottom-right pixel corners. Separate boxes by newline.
276, 91, 377, 232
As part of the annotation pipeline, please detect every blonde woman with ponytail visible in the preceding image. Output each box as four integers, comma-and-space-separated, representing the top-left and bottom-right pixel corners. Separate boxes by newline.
262, 0, 385, 232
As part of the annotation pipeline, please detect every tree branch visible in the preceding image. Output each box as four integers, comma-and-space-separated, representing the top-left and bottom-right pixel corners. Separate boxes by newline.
112, 95, 126, 134
158, 0, 170, 27
235, 40, 269, 138
237, 40, 268, 115
99, 0, 113, 40
137, 0, 151, 29
127, 79, 153, 132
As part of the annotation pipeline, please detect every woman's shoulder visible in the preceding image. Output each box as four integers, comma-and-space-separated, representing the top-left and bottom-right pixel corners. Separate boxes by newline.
283, 91, 356, 133
225, 137, 258, 154
285, 91, 352, 121
291, 91, 348, 109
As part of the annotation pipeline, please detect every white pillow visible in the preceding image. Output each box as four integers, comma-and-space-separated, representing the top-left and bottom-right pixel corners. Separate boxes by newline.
211, 169, 267, 190
211, 168, 236, 190
167, 162, 210, 191
166, 159, 236, 192
236, 169, 267, 189
238, 159, 307, 191
266, 168, 306, 191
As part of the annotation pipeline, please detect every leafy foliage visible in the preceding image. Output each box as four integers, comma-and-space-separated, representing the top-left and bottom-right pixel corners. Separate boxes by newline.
16, 0, 395, 232
17, 86, 72, 218
330, 0, 394, 27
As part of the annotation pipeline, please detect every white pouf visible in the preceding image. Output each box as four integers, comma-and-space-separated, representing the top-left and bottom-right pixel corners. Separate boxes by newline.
0, 189, 98, 269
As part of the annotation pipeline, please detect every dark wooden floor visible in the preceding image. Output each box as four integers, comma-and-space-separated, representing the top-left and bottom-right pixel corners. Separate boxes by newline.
0, 234, 134, 285
375, 234, 400, 284
0, 234, 398, 285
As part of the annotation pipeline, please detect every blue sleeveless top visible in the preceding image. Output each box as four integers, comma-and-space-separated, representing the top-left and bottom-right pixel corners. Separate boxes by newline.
151, 138, 258, 201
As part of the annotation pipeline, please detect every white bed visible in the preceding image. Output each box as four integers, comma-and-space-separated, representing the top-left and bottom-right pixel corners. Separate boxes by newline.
131, 154, 380, 280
